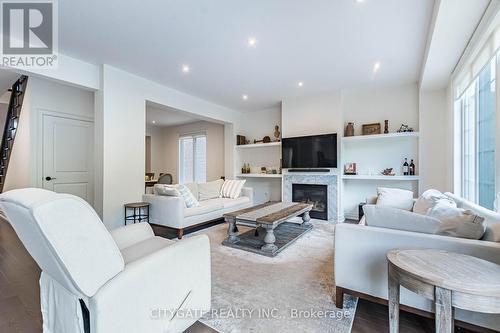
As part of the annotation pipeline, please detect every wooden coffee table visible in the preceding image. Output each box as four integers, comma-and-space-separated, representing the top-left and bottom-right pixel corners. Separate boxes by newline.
387, 249, 500, 333
222, 202, 313, 257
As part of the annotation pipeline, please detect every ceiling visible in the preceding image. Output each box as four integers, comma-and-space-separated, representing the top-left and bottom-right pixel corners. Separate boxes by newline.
59, 0, 435, 111
146, 103, 207, 127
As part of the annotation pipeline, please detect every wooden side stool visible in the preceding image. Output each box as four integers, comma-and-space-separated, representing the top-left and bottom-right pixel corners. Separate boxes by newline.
124, 202, 150, 225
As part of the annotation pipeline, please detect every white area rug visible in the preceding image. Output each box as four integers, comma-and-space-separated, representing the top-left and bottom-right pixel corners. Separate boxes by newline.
185, 220, 357, 333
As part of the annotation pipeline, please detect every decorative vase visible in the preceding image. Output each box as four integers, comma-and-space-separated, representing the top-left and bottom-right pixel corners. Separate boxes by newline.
384, 120, 389, 134
345, 122, 354, 137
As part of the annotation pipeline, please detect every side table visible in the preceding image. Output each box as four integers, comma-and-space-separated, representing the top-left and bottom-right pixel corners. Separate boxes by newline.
387, 249, 500, 333
124, 202, 150, 225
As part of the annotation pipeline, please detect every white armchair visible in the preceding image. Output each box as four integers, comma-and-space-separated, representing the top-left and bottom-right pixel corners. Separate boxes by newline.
0, 188, 211, 333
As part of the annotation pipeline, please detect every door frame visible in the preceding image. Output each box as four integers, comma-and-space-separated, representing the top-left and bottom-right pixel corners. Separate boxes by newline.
36, 109, 94, 203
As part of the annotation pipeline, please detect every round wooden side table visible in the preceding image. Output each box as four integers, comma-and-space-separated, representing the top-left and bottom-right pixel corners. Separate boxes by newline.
124, 202, 150, 225
387, 249, 500, 333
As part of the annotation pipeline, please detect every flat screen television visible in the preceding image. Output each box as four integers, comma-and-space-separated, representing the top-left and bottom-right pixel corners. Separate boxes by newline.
282, 133, 337, 169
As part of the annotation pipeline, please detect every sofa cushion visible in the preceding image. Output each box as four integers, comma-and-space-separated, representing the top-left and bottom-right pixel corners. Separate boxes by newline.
198, 179, 224, 201
184, 199, 223, 217
364, 205, 441, 234
445, 192, 500, 242
220, 196, 250, 209
184, 183, 199, 200
154, 184, 180, 197
376, 187, 414, 211
178, 184, 200, 208
436, 211, 486, 240
413, 189, 451, 215
220, 179, 246, 199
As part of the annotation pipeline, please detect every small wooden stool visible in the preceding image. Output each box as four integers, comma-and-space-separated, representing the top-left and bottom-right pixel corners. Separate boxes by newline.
124, 202, 150, 225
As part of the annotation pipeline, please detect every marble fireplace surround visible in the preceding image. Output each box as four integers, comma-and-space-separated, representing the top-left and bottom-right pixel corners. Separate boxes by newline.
282, 170, 343, 222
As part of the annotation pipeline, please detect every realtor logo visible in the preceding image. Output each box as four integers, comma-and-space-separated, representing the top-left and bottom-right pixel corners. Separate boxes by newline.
1, 0, 58, 68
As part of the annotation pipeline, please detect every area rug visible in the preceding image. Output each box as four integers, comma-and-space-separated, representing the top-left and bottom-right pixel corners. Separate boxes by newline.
184, 219, 357, 333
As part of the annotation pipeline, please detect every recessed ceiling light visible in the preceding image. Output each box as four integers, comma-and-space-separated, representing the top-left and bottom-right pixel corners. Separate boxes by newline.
247, 37, 257, 47
355, 0, 365, 3
152, 120, 156, 124
298, 81, 304, 87
373, 62, 381, 73
242, 94, 248, 100
182, 64, 190, 73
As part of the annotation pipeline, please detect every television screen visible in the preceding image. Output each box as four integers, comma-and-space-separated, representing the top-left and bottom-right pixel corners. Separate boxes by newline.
282, 133, 337, 168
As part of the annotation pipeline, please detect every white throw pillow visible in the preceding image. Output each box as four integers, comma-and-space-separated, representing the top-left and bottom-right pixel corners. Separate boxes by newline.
376, 187, 414, 211
220, 179, 246, 199
364, 205, 441, 234
435, 210, 486, 240
154, 184, 180, 197
198, 179, 224, 201
184, 183, 199, 200
413, 189, 451, 215
178, 184, 200, 208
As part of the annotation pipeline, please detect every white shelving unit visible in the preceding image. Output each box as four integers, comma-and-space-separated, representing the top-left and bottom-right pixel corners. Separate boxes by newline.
237, 173, 283, 178
342, 175, 419, 181
235, 142, 281, 149
341, 132, 419, 142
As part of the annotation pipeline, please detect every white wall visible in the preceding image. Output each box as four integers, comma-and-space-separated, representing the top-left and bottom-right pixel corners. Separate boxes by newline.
281, 91, 342, 138
4, 77, 95, 193
419, 88, 448, 193
97, 65, 243, 229
151, 121, 225, 183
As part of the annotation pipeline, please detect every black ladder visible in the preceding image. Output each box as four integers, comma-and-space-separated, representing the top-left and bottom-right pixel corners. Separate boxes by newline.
0, 75, 28, 193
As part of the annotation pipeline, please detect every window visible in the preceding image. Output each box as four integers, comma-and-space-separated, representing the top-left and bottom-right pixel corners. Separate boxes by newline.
179, 134, 206, 184
456, 57, 496, 209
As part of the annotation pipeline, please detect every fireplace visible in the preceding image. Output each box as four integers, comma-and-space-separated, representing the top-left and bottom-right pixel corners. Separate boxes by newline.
292, 184, 328, 220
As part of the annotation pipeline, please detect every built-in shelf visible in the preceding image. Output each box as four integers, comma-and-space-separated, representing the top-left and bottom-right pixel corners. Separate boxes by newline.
235, 142, 281, 149
342, 174, 419, 181
341, 132, 419, 142
237, 173, 283, 179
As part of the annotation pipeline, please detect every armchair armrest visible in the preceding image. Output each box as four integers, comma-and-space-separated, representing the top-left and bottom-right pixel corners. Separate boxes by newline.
91, 235, 211, 333
143, 194, 185, 228
240, 187, 254, 203
110, 222, 154, 250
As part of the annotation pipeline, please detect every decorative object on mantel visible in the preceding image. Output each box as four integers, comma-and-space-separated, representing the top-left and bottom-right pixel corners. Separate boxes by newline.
236, 135, 246, 145
345, 122, 355, 137
396, 124, 414, 133
261, 166, 267, 174
344, 163, 357, 175
254, 136, 271, 144
362, 123, 381, 135
241, 163, 251, 174
274, 125, 281, 142
384, 120, 389, 134
381, 168, 395, 176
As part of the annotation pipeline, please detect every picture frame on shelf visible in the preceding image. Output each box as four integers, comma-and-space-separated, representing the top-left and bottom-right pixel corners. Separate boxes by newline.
362, 123, 381, 135
344, 163, 357, 175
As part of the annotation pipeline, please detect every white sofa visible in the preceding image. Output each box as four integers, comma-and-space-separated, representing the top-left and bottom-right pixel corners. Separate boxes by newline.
143, 182, 254, 238
335, 192, 500, 331
0, 188, 211, 333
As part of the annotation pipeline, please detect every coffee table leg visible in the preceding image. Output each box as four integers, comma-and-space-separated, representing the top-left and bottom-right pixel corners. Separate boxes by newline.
226, 217, 239, 243
435, 287, 454, 333
302, 211, 311, 225
388, 264, 400, 333
261, 225, 278, 252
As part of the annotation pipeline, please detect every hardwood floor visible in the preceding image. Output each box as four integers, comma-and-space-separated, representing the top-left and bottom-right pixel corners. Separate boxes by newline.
0, 218, 483, 333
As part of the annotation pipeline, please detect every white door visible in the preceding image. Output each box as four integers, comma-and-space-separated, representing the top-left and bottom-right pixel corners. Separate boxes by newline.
42, 114, 94, 205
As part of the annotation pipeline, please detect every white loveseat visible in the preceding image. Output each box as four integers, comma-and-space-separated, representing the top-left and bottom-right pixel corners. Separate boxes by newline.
335, 192, 500, 331
0, 188, 211, 333
143, 182, 254, 238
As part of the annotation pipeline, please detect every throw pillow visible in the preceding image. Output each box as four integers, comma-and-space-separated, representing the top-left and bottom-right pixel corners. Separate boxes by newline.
178, 184, 200, 208
413, 189, 451, 215
220, 179, 246, 199
436, 210, 486, 240
154, 184, 180, 197
184, 183, 199, 200
198, 179, 224, 201
376, 187, 414, 211
364, 205, 441, 234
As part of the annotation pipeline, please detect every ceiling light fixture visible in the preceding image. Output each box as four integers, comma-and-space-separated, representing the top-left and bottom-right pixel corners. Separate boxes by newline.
182, 64, 190, 73
247, 37, 257, 47
355, 0, 365, 3
152, 120, 156, 124
373, 62, 381, 73
298, 81, 304, 87
242, 94, 248, 100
